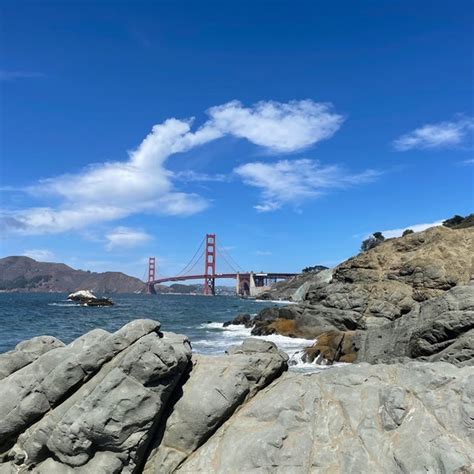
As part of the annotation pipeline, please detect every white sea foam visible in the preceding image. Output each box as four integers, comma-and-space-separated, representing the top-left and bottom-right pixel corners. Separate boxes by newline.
196, 321, 337, 372
254, 299, 298, 305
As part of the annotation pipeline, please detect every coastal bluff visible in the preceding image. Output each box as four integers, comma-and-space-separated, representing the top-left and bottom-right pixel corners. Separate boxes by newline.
249, 225, 474, 366
0, 320, 473, 473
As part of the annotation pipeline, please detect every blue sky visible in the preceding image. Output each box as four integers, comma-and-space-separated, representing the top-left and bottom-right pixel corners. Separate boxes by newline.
1, 0, 473, 280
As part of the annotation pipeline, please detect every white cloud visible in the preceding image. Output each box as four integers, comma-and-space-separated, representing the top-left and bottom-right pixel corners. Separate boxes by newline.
393, 117, 474, 151
234, 159, 379, 212
459, 159, 474, 165
380, 220, 443, 238
2, 99, 344, 234
0, 71, 46, 81
255, 250, 272, 256
207, 100, 344, 153
105, 227, 152, 250
172, 170, 228, 182
22, 249, 56, 261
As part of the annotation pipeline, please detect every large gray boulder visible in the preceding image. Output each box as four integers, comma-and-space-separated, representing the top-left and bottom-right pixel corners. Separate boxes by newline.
0, 336, 64, 381
178, 362, 474, 473
144, 338, 288, 473
0, 319, 160, 452
7, 330, 191, 473
354, 284, 474, 366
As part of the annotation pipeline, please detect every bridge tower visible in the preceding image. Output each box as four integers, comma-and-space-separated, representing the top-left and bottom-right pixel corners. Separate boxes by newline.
203, 234, 216, 295
146, 257, 157, 294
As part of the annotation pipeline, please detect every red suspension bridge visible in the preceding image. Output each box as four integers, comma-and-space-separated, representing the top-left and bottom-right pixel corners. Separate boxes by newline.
146, 233, 297, 296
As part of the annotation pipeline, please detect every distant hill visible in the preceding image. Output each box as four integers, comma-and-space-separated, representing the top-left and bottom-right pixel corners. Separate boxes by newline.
0, 256, 236, 295
0, 256, 145, 293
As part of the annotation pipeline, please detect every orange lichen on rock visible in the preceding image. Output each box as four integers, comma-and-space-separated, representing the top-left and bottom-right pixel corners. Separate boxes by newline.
268, 318, 297, 337
304, 330, 358, 364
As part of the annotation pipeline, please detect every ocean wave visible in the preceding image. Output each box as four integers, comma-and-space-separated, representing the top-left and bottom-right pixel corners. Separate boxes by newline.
48, 302, 79, 307
195, 321, 344, 374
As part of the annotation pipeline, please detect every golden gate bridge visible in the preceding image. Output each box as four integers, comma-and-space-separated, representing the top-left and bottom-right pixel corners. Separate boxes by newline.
146, 233, 297, 296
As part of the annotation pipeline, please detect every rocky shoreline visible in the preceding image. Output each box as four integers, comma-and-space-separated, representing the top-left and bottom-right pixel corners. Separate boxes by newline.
0, 225, 472, 473
234, 226, 474, 368
0, 319, 472, 473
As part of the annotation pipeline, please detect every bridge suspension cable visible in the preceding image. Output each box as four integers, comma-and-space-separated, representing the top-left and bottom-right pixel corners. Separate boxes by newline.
217, 245, 243, 273
174, 236, 206, 277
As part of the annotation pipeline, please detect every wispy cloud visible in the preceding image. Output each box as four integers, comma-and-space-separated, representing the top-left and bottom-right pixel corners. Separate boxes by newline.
0, 71, 46, 81
459, 159, 474, 165
393, 117, 474, 151
105, 227, 152, 250
22, 249, 55, 261
255, 250, 272, 256
1, 99, 344, 234
172, 170, 228, 182
380, 220, 443, 238
234, 159, 379, 212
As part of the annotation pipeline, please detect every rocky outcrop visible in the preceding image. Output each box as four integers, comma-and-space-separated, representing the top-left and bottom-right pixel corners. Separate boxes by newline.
144, 339, 288, 473
258, 267, 331, 302
354, 283, 474, 365
68, 290, 114, 306
251, 226, 474, 366
0, 319, 473, 473
0, 320, 163, 454
0, 336, 64, 381
178, 362, 474, 473
0, 324, 288, 473
223, 313, 252, 327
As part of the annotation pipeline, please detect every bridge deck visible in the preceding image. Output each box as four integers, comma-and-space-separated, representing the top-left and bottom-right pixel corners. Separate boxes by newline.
151, 272, 297, 285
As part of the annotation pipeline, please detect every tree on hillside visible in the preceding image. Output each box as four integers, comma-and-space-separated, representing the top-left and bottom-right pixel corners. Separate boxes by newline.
361, 232, 385, 252
302, 265, 329, 274
402, 229, 414, 236
443, 214, 474, 229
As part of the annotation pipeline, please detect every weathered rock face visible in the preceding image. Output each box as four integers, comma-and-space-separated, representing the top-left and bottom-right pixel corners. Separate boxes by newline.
0, 336, 65, 381
354, 283, 474, 366
251, 226, 474, 366
144, 339, 288, 473
178, 362, 474, 473
0, 324, 289, 474
1, 318, 473, 474
7, 330, 191, 473
0, 320, 163, 454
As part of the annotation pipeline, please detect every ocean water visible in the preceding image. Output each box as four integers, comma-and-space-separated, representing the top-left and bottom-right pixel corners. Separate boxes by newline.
0, 293, 345, 373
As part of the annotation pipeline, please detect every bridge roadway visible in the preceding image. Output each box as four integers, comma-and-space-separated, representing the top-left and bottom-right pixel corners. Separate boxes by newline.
151, 272, 298, 285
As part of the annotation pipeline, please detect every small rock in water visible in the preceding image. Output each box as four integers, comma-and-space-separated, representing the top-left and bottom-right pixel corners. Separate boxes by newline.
223, 313, 253, 327
67, 290, 113, 306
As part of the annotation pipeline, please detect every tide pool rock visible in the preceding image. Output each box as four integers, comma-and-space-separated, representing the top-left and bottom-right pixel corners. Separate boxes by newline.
143, 338, 288, 473
178, 362, 474, 473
